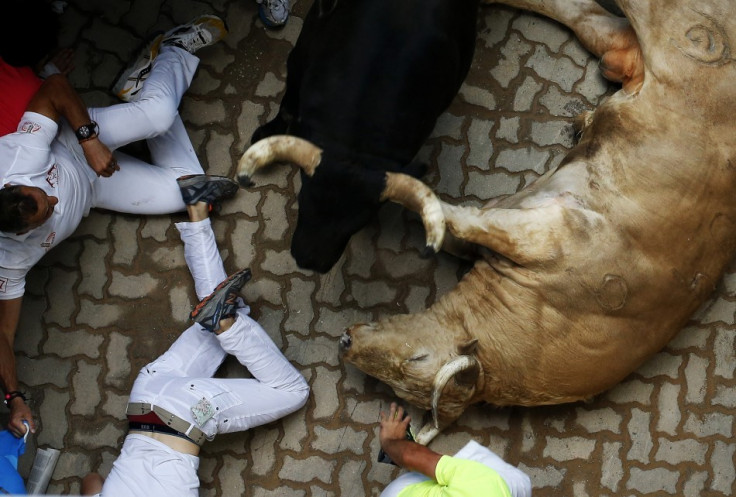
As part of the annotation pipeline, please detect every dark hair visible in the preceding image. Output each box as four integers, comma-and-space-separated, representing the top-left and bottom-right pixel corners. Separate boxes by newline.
0, 1, 59, 68
0, 186, 38, 233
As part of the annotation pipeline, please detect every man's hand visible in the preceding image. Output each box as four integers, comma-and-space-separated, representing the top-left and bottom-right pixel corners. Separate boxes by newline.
81, 138, 119, 177
379, 402, 442, 478
379, 402, 411, 446
8, 397, 34, 438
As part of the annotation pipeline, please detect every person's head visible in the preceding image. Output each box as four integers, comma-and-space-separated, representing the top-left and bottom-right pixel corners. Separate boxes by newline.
0, 185, 58, 234
0, 0, 59, 68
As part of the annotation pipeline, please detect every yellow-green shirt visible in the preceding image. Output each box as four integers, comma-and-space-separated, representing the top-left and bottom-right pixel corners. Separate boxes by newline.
397, 455, 512, 497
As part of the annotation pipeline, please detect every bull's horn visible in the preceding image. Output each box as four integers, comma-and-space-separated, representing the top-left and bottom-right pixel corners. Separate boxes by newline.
380, 172, 446, 255
430, 355, 478, 432
236, 135, 323, 187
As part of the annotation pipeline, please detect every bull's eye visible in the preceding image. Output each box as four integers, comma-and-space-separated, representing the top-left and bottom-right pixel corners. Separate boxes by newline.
408, 353, 428, 362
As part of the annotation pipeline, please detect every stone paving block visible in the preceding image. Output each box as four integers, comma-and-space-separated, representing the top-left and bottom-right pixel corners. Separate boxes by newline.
655, 438, 708, 465
513, 14, 570, 52
712, 385, 736, 408
460, 83, 497, 110
627, 467, 679, 494
37, 389, 71, 448
279, 455, 336, 484
78, 239, 109, 299
219, 454, 248, 496
279, 411, 308, 453
339, 459, 367, 497
14, 296, 47, 357
605, 379, 655, 405
600, 441, 623, 492
111, 217, 141, 265
249, 427, 279, 476
711, 441, 736, 493
574, 406, 623, 434
518, 463, 565, 489
684, 412, 733, 438
513, 75, 543, 111
109, 271, 160, 298
684, 353, 709, 403
491, 33, 532, 86
45, 268, 78, 327
526, 46, 584, 92
656, 382, 682, 435
310, 367, 342, 419
312, 426, 367, 455
714, 326, 736, 379
70, 361, 102, 415
627, 409, 653, 463
637, 352, 682, 379
76, 300, 123, 328
104, 333, 132, 388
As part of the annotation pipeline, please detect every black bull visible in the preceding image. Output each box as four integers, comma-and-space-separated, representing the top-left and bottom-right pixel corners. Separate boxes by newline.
241, 0, 481, 272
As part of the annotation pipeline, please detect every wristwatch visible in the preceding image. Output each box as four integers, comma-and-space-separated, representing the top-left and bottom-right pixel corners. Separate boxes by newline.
75, 121, 99, 142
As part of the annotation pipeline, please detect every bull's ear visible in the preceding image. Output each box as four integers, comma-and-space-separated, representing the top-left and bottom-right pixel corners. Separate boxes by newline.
404, 161, 428, 179
458, 339, 479, 356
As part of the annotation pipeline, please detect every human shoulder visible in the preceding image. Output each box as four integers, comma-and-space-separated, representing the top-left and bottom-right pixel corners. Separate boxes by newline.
434, 455, 512, 497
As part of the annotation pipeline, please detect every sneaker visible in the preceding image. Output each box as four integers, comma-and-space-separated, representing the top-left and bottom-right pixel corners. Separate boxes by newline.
161, 15, 228, 54
112, 34, 163, 102
190, 268, 252, 332
177, 174, 239, 206
257, 0, 289, 29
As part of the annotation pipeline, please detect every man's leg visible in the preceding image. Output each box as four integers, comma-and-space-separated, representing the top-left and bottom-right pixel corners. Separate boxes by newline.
86, 17, 227, 214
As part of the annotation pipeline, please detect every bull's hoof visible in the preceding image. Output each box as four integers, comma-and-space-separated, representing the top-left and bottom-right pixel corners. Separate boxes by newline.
237, 174, 255, 188
421, 245, 438, 259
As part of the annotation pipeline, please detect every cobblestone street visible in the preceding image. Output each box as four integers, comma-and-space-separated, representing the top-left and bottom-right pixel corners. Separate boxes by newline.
3, 0, 735, 495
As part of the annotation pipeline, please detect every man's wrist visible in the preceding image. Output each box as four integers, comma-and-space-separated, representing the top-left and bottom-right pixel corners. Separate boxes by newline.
4, 391, 27, 408
75, 121, 99, 143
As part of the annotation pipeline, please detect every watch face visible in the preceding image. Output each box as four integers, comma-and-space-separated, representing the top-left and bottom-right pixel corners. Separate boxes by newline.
78, 126, 91, 138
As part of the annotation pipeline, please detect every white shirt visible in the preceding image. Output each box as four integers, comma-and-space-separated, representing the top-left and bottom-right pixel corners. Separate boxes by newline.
0, 112, 94, 299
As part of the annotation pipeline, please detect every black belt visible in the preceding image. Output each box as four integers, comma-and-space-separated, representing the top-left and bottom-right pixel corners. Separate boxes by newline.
128, 421, 194, 442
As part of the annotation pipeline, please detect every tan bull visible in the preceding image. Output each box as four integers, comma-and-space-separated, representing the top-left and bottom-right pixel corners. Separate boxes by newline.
338, 0, 736, 444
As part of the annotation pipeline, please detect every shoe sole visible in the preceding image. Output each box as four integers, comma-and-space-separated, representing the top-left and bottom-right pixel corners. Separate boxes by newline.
190, 268, 252, 328
112, 34, 163, 102
176, 175, 239, 205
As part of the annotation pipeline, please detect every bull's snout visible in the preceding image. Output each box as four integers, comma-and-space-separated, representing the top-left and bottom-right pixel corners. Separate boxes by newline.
338, 331, 352, 354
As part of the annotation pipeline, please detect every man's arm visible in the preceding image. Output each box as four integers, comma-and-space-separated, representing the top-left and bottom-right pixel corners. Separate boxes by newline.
379, 403, 442, 478
25, 74, 118, 177
0, 297, 34, 438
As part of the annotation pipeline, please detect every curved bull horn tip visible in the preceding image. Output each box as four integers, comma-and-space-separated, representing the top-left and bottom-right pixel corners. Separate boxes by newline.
430, 355, 478, 434
236, 135, 323, 179
381, 172, 445, 254
415, 424, 441, 446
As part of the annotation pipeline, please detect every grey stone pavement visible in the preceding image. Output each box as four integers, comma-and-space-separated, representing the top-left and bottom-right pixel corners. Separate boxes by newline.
2, 0, 735, 496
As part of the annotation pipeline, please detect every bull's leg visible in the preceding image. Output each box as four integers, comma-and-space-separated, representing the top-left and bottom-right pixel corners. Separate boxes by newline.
441, 203, 603, 268
486, 0, 643, 91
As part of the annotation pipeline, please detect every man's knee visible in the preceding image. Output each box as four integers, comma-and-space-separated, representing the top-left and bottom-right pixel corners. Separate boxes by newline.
138, 96, 179, 135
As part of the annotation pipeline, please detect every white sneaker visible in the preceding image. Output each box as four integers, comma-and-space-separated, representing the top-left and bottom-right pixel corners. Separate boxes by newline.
161, 15, 228, 54
112, 34, 163, 102
257, 0, 290, 29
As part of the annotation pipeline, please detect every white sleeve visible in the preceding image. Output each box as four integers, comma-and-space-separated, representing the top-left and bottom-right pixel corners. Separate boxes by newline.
1, 111, 58, 182
0, 266, 27, 300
